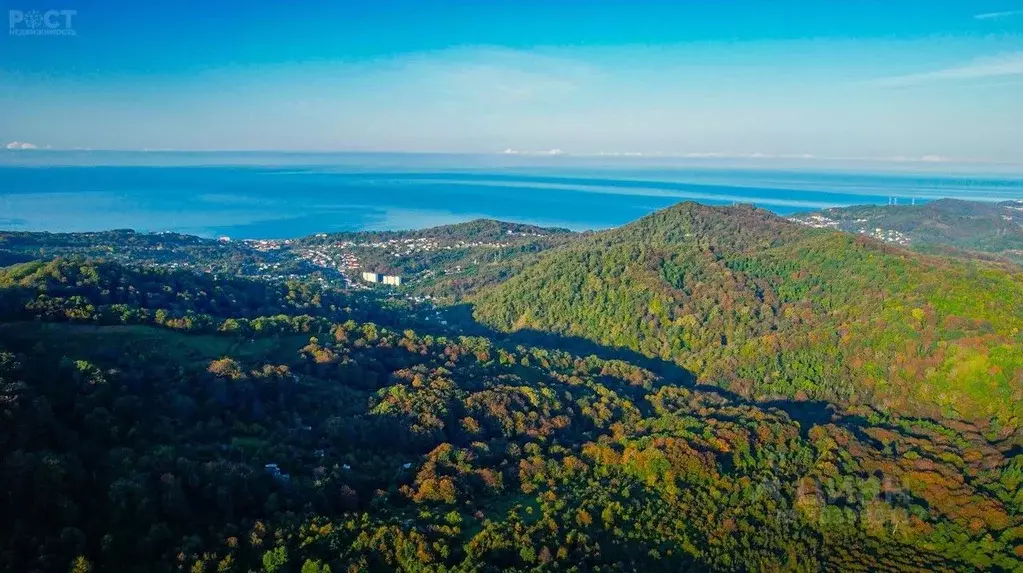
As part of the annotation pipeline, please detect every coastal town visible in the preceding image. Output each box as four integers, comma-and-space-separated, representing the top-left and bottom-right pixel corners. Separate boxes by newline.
237, 231, 539, 287
790, 212, 912, 246
790, 200, 1023, 257
198, 224, 573, 331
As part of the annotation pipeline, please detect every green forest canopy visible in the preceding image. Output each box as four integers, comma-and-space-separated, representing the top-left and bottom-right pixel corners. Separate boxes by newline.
2, 200, 1023, 572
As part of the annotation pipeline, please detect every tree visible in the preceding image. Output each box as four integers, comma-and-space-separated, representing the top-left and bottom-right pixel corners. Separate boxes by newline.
261, 547, 288, 573
301, 559, 332, 573
69, 556, 92, 573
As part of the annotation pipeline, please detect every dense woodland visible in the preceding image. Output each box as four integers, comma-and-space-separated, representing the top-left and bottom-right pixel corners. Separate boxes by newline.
2, 201, 1023, 571
474, 203, 1023, 428
0, 230, 315, 278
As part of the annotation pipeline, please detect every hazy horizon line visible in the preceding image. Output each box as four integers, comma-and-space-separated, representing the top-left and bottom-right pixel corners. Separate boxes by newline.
5, 147, 1023, 165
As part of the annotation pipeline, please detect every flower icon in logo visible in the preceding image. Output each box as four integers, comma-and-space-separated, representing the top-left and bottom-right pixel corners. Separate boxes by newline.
23, 10, 44, 29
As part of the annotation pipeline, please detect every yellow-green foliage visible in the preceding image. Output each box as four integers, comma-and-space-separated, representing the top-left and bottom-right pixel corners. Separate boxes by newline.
474, 203, 1023, 425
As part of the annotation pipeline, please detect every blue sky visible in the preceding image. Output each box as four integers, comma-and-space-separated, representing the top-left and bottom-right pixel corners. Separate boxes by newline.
1, 0, 1022, 164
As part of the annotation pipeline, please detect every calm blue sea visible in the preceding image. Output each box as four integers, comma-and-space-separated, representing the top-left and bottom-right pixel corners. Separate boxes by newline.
1, 152, 1021, 239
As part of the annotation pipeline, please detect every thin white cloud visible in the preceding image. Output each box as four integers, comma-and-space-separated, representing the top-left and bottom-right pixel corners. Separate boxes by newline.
370, 46, 592, 106
886, 155, 951, 163
974, 10, 1023, 20
5, 141, 38, 150
501, 148, 566, 156
576, 151, 956, 163
871, 52, 1023, 87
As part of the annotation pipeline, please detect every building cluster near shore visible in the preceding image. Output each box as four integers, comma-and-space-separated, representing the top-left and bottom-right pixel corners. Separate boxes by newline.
243, 238, 293, 251
790, 213, 842, 230
862, 227, 911, 246
790, 214, 910, 246
356, 236, 513, 256
236, 233, 505, 290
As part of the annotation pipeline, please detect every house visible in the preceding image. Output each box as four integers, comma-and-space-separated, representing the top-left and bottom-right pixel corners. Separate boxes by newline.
363, 272, 402, 286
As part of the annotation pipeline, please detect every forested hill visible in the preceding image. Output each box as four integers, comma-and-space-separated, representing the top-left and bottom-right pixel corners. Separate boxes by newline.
3, 257, 1023, 572
473, 202, 1023, 428
790, 199, 1023, 264
314, 218, 575, 243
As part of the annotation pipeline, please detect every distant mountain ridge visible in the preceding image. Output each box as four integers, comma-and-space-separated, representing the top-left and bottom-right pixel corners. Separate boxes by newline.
791, 199, 1023, 264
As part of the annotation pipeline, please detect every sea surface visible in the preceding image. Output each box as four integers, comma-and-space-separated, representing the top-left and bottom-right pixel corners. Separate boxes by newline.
1, 152, 1021, 239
